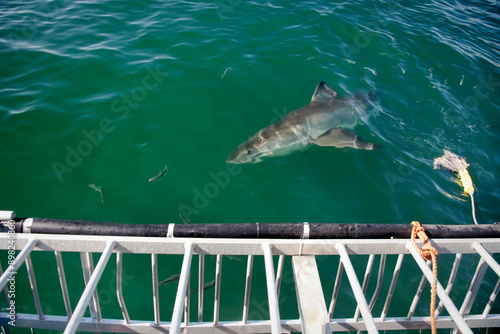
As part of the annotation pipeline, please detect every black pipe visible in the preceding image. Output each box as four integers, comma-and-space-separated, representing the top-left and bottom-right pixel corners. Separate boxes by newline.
17, 219, 170, 237
1, 218, 500, 239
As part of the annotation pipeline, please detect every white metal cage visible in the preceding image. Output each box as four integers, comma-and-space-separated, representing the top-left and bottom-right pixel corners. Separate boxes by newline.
1, 231, 500, 333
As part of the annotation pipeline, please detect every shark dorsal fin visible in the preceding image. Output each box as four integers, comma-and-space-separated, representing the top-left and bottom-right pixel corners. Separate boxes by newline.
311, 81, 339, 102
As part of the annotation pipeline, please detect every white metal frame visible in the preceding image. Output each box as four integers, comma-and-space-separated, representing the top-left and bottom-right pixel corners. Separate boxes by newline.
1, 233, 500, 333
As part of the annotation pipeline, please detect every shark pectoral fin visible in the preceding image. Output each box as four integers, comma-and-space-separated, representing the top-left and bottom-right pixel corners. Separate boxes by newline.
313, 128, 382, 150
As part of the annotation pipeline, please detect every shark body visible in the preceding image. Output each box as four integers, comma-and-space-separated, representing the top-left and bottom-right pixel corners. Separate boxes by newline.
226, 81, 382, 164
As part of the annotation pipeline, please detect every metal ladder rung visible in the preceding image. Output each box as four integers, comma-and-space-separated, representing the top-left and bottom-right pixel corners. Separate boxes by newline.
55, 251, 72, 319
262, 243, 281, 334
25, 254, 43, 320
152, 253, 160, 325
242, 254, 254, 324
381, 254, 404, 321
0, 238, 38, 291
64, 240, 116, 334
80, 251, 101, 322
473, 242, 500, 277
406, 241, 473, 334
198, 254, 205, 323
292, 255, 332, 334
170, 242, 194, 334
116, 252, 130, 324
328, 260, 343, 319
436, 253, 462, 317
336, 243, 378, 334
213, 254, 222, 325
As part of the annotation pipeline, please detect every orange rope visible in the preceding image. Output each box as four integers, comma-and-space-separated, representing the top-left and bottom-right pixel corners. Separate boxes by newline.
411, 221, 438, 334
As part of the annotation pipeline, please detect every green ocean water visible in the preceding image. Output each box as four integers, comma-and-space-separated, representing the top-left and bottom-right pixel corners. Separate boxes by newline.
1, 0, 500, 332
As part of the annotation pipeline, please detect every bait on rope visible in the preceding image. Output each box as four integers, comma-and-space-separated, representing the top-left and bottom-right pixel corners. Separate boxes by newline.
434, 150, 478, 225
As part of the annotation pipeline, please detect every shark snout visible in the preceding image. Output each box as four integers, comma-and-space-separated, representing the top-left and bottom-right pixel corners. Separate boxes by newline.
226, 158, 241, 164
226, 150, 241, 164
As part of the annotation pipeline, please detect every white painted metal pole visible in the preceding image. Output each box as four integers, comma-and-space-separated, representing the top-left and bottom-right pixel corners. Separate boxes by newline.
0, 211, 15, 220
64, 241, 116, 334
25, 255, 43, 320
242, 254, 254, 324
406, 241, 473, 334
472, 242, 500, 277
80, 252, 101, 322
368, 254, 386, 311
0, 238, 37, 291
407, 261, 430, 320
292, 256, 332, 334
170, 242, 194, 334
198, 254, 205, 323
262, 243, 281, 334
380, 254, 404, 321
116, 252, 130, 324
152, 253, 160, 326
275, 255, 285, 297
436, 253, 461, 317
55, 251, 72, 319
483, 277, 500, 318
336, 243, 378, 334
459, 258, 488, 317
328, 260, 343, 319
213, 254, 222, 325
354, 254, 375, 321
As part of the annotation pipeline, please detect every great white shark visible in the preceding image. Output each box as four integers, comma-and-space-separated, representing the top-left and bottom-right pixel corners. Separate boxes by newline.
226, 80, 382, 164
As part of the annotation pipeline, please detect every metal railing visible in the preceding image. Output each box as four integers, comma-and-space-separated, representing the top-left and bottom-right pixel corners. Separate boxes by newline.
1, 224, 500, 333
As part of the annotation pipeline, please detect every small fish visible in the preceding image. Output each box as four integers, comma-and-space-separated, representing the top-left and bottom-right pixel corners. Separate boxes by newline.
190, 280, 215, 293
460, 74, 464, 86
343, 58, 356, 64
398, 63, 406, 74
88, 184, 104, 203
159, 274, 181, 285
363, 67, 377, 76
148, 164, 168, 182
221, 67, 232, 78
179, 208, 190, 224
428, 66, 441, 79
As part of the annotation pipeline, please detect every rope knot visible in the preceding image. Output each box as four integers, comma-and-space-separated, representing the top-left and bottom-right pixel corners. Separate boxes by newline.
411, 221, 438, 260
410, 221, 438, 334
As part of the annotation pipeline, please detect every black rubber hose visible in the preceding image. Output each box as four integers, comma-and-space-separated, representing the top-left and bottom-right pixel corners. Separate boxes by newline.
22, 219, 169, 237
2, 218, 500, 239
